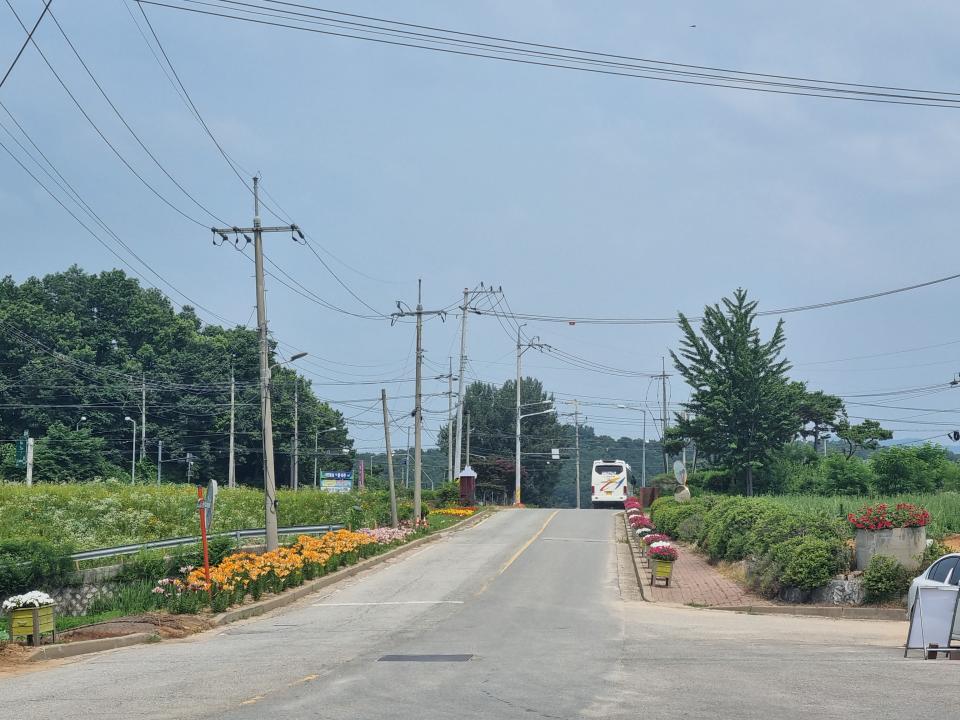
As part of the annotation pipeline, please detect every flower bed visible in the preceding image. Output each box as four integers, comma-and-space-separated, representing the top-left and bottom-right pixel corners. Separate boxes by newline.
648, 542, 679, 562
431, 507, 477, 517
2, 591, 54, 612
629, 514, 654, 529
153, 528, 404, 613
642, 533, 671, 546
847, 503, 930, 530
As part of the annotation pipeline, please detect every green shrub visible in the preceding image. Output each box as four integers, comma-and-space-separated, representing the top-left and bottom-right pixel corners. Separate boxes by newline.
89, 580, 161, 616
0, 539, 74, 598
772, 536, 846, 590
116, 550, 169, 584
699, 497, 769, 562
687, 469, 734, 493
863, 555, 910, 603
649, 497, 708, 540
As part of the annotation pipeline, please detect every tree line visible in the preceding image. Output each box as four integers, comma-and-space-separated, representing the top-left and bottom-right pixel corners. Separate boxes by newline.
0, 267, 352, 485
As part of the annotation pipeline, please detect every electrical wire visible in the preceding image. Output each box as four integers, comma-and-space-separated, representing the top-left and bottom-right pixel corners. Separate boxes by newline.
0, 0, 50, 90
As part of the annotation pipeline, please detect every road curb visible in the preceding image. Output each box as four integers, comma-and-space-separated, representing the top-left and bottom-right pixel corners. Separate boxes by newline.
28, 632, 157, 662
621, 513, 647, 601
710, 604, 907, 621
209, 509, 493, 626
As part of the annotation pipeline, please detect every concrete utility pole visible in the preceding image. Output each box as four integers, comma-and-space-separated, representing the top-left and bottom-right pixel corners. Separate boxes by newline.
25, 436, 34, 486
392, 280, 446, 523
157, 440, 162, 485
453, 285, 501, 477
661, 356, 669, 475
124, 416, 136, 484
140, 373, 146, 459
292, 379, 299, 491
515, 327, 549, 506
228, 363, 236, 488
447, 357, 454, 483
382, 389, 398, 528
404, 426, 410, 488
574, 399, 581, 510
465, 411, 471, 467
313, 429, 319, 488
211, 176, 305, 552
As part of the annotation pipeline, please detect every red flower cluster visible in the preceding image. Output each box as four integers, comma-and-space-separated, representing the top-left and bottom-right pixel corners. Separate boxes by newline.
648, 544, 679, 561
642, 533, 671, 546
624, 497, 641, 510
629, 514, 654, 529
847, 503, 930, 530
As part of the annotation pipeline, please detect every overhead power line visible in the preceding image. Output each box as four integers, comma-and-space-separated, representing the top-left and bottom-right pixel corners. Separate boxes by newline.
0, 0, 50, 90
136, 0, 960, 109
472, 271, 960, 326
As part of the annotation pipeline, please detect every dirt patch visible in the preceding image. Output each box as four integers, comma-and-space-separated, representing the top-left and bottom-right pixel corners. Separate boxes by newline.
0, 642, 32, 671
59, 613, 212, 642
942, 534, 960, 552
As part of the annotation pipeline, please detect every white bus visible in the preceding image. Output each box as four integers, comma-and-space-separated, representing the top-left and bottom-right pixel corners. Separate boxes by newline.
591, 459, 632, 508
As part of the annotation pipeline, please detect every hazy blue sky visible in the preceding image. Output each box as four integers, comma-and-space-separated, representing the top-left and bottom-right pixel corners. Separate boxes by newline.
3, 0, 960, 455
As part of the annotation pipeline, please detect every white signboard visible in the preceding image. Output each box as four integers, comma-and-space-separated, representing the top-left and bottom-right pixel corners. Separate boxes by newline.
905, 586, 960, 657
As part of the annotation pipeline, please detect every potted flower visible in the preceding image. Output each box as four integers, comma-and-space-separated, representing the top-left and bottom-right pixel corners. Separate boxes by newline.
3, 591, 56, 646
629, 514, 654, 530
848, 503, 929, 571
648, 542, 679, 586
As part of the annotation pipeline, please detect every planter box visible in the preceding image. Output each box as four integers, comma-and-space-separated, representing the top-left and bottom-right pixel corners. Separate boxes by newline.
7, 604, 56, 646
651, 559, 674, 587
855, 526, 926, 571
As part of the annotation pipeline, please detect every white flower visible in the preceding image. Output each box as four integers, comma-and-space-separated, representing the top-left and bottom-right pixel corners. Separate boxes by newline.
2, 590, 55, 612
649, 541, 674, 550
636, 527, 653, 536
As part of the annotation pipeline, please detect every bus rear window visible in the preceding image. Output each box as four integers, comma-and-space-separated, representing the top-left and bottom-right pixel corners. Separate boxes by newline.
595, 465, 623, 474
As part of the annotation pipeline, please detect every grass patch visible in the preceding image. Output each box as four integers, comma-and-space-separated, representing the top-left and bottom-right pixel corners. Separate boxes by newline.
761, 492, 960, 538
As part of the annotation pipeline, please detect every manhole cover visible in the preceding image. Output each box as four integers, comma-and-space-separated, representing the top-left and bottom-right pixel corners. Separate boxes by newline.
378, 654, 473, 662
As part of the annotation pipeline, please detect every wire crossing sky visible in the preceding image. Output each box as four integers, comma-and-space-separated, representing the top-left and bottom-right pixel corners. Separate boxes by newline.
3, 0, 960, 451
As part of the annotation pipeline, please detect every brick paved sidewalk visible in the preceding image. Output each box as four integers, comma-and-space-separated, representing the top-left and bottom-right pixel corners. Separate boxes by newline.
624, 515, 770, 607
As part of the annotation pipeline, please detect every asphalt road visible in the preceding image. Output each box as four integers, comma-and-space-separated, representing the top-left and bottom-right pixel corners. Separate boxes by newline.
1, 509, 954, 719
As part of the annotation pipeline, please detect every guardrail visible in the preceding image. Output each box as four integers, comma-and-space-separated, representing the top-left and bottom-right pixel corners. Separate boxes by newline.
69, 524, 345, 563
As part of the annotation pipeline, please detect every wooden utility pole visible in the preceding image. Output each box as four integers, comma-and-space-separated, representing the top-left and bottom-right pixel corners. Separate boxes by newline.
211, 177, 305, 551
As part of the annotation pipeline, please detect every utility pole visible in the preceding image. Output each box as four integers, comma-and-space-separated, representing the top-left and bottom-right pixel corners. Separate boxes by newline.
661, 356, 669, 475
157, 440, 162, 485
211, 176, 304, 552
25, 436, 34, 486
404, 426, 410, 488
292, 378, 299, 491
515, 327, 549, 506
391, 280, 446, 524
313, 429, 319, 488
453, 285, 501, 476
574, 399, 581, 510
466, 411, 471, 467
140, 372, 146, 459
382, 389, 398, 528
228, 362, 236, 488
447, 357, 454, 483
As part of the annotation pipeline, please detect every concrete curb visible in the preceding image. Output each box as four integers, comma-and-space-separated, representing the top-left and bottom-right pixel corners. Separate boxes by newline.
209, 509, 492, 626
28, 632, 157, 661
24, 510, 492, 663
711, 604, 907, 622
621, 513, 647, 601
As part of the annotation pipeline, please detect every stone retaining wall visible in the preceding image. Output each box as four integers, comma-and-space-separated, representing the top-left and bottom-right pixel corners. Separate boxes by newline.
47, 564, 123, 617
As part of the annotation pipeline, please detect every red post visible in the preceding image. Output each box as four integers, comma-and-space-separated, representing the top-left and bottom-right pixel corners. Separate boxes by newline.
197, 486, 212, 600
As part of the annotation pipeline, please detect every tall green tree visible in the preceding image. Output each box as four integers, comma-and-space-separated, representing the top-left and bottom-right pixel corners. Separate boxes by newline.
788, 382, 845, 449
835, 417, 892, 459
671, 289, 798, 496
437, 377, 566, 505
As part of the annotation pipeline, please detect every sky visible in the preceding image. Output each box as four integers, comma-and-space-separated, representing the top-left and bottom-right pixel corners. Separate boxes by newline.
3, 0, 960, 457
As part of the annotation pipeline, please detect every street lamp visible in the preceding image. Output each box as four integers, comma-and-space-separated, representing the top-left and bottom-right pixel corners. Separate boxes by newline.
516, 401, 555, 505
76, 415, 87, 431
617, 404, 648, 488
124, 416, 137, 484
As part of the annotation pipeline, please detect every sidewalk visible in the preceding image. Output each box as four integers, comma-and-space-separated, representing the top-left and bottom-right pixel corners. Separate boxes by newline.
624, 514, 769, 607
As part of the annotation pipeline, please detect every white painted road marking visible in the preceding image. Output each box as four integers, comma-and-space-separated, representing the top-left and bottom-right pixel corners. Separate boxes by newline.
312, 600, 465, 607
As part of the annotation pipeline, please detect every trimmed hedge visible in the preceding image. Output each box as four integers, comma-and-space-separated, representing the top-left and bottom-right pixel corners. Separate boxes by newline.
650, 495, 850, 597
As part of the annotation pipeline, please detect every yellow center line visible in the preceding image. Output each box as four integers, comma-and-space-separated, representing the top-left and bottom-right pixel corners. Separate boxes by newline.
240, 695, 265, 706
497, 510, 559, 576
